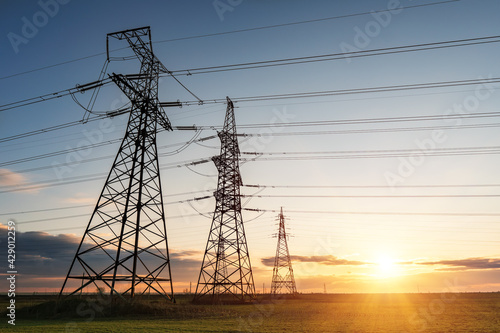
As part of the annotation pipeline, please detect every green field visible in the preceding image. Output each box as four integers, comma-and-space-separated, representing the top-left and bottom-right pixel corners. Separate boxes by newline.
1, 293, 499, 332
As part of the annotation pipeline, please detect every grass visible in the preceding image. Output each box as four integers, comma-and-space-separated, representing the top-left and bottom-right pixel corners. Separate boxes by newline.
1, 293, 499, 332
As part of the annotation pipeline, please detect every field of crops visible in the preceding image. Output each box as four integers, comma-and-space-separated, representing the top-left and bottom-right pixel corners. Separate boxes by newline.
1, 293, 498, 332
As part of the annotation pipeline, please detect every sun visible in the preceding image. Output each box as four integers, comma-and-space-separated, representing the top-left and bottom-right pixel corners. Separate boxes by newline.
375, 256, 398, 278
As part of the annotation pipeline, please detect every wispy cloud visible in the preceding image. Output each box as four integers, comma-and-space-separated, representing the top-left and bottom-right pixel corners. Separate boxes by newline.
64, 193, 96, 204
416, 258, 500, 271
0, 168, 45, 194
261, 255, 370, 267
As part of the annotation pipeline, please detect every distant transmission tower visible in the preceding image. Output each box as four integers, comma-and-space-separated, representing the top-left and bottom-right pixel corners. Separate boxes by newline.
60, 27, 179, 301
271, 208, 297, 295
194, 97, 256, 303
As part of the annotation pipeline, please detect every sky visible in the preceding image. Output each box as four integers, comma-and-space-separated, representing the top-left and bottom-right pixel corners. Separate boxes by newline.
1, 0, 500, 295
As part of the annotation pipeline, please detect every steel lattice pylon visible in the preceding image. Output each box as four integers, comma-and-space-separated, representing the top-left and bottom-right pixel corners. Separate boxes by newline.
271, 208, 297, 295
194, 97, 256, 303
60, 27, 175, 301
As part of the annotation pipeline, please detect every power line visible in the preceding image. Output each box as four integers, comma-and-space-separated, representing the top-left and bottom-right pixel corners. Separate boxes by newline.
169, 34, 500, 77
0, 129, 212, 171
3, 143, 500, 193
175, 77, 500, 106
4, 38, 499, 112
0, 78, 112, 113
0, 203, 92, 216
0, 52, 108, 81
16, 211, 498, 235
2, 123, 499, 179
242, 145, 500, 156
243, 208, 500, 217
241, 194, 500, 199
0, 138, 121, 168
239, 122, 500, 137
240, 146, 500, 161
0, 157, 213, 193
243, 183, 500, 189
236, 111, 500, 128
227, 78, 500, 104
0, 0, 460, 81
3, 99, 500, 147
2, 142, 500, 189
15, 212, 210, 226
157, 0, 459, 44
6, 172, 500, 214
0, 189, 215, 216
0, 115, 107, 144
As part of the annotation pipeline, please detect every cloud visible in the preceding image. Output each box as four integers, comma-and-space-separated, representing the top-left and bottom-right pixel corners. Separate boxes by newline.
64, 193, 96, 204
416, 258, 500, 271
170, 249, 203, 258
0, 224, 82, 277
295, 269, 500, 293
0, 168, 44, 194
0, 224, 202, 292
261, 255, 370, 267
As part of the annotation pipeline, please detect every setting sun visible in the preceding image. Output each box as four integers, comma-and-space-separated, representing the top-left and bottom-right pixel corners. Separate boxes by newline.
375, 256, 398, 278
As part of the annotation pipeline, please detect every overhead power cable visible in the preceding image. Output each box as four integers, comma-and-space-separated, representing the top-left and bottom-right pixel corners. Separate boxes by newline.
239, 122, 500, 137
15, 212, 210, 226
0, 115, 108, 144
168, 34, 500, 77
243, 208, 500, 217
3, 36, 499, 112
235, 111, 500, 129
1, 133, 216, 175
3, 98, 500, 147
242, 145, 500, 156
240, 194, 500, 199
2, 73, 498, 122
0, 78, 112, 113
0, 157, 213, 193
0, 0, 459, 81
2, 135, 500, 177
2, 144, 500, 193
229, 78, 500, 104
177, 77, 500, 106
243, 183, 500, 189
157, 0, 459, 44
0, 139, 121, 168
240, 145, 500, 161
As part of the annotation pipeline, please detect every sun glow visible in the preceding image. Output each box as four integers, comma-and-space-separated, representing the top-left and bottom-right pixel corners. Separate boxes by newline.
375, 256, 399, 278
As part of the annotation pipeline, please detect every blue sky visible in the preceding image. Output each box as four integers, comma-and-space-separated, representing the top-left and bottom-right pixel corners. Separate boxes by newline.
1, 0, 500, 293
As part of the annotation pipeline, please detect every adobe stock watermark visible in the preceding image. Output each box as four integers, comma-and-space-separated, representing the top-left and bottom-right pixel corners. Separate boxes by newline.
236, 293, 286, 333
6, 220, 17, 326
7, 0, 71, 54
64, 291, 112, 333
339, 0, 404, 63
406, 277, 461, 332
384, 75, 499, 188
213, 0, 243, 21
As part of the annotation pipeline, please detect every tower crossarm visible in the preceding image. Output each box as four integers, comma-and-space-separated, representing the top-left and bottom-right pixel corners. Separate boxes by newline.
110, 73, 172, 131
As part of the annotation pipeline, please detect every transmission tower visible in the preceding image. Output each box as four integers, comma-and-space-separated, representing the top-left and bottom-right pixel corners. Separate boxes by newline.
60, 27, 176, 301
271, 208, 297, 295
194, 97, 256, 303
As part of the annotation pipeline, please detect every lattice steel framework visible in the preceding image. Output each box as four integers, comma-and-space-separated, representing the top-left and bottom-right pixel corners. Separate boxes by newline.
60, 27, 175, 301
194, 97, 255, 303
271, 208, 297, 295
